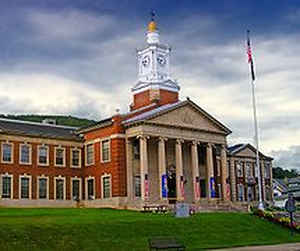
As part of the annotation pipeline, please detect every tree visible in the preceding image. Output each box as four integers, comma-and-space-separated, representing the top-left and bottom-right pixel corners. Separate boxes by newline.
272, 167, 299, 179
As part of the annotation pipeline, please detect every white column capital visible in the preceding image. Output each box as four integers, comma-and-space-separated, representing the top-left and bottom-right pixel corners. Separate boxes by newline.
137, 135, 150, 141
192, 140, 201, 145
158, 136, 168, 142
176, 139, 184, 145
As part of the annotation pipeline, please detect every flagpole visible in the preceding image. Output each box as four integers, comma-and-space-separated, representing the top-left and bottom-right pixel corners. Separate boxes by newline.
251, 78, 264, 210
247, 30, 264, 210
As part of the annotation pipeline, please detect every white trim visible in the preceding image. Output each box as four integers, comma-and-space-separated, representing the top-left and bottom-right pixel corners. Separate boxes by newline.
54, 146, 66, 167
19, 143, 32, 165
71, 177, 82, 200
85, 176, 95, 200
37, 145, 49, 166
85, 144, 95, 166
70, 148, 82, 168
19, 174, 32, 200
0, 173, 13, 199
1, 142, 14, 164
100, 139, 111, 163
101, 173, 112, 199
84, 134, 125, 145
54, 176, 66, 200
37, 175, 49, 200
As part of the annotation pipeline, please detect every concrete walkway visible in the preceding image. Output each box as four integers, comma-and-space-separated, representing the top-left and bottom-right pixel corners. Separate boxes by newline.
211, 242, 300, 251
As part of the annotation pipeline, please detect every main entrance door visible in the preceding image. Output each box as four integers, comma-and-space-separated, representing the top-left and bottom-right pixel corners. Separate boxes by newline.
167, 165, 176, 203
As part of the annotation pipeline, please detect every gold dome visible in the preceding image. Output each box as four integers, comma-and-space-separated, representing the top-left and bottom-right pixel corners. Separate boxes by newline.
148, 21, 157, 32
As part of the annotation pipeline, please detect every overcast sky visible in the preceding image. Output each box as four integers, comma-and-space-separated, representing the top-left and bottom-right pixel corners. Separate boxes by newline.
0, 1, 299, 170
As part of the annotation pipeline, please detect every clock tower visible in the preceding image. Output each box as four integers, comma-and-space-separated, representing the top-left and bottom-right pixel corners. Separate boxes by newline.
130, 15, 180, 111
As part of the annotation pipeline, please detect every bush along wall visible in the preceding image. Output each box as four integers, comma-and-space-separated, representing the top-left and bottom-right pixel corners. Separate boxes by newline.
252, 208, 300, 233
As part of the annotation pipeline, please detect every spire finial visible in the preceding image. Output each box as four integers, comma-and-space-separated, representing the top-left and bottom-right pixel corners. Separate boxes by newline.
148, 10, 157, 32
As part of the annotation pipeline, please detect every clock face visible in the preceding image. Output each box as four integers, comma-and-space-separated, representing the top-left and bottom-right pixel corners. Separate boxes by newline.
142, 55, 150, 67
157, 55, 166, 66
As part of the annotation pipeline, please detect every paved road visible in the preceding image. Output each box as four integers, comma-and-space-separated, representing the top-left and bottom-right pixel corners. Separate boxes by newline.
211, 242, 300, 251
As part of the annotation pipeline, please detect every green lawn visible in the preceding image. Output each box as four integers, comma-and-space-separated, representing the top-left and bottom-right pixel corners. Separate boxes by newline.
0, 208, 299, 251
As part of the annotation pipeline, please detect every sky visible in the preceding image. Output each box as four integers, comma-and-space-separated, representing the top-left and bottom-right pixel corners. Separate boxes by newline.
0, 0, 299, 170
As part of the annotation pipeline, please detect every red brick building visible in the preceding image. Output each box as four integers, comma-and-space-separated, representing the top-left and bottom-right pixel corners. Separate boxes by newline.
0, 18, 272, 208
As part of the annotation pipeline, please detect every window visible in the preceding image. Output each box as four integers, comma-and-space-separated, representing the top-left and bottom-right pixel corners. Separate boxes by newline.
71, 149, 81, 168
55, 178, 65, 200
101, 140, 110, 162
38, 178, 48, 199
246, 162, 252, 178
86, 144, 94, 165
102, 176, 111, 199
1, 175, 12, 199
247, 186, 254, 202
20, 176, 30, 199
55, 147, 65, 166
264, 163, 270, 178
134, 176, 141, 197
254, 163, 258, 177
38, 146, 49, 165
237, 184, 244, 201
236, 162, 243, 177
20, 144, 31, 164
87, 178, 94, 200
72, 179, 81, 200
2, 143, 13, 163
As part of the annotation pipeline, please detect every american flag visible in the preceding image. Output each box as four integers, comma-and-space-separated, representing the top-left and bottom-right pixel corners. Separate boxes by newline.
247, 30, 255, 81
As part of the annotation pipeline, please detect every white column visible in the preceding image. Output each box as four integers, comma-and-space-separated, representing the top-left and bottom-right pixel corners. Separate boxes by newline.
126, 138, 134, 200
175, 139, 184, 201
220, 144, 228, 201
261, 160, 266, 201
139, 135, 149, 201
229, 158, 237, 202
191, 140, 200, 202
158, 137, 168, 201
206, 143, 214, 199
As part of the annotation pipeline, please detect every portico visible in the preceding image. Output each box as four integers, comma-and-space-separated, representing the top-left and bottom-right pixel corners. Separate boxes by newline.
124, 99, 231, 206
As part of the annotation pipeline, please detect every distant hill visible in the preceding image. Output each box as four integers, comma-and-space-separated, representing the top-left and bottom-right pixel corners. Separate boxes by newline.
0, 114, 96, 128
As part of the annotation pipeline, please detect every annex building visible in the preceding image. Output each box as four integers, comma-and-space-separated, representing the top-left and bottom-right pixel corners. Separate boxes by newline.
0, 18, 273, 209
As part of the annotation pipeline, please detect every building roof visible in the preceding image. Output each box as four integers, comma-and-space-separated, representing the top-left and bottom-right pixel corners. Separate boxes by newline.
273, 179, 288, 191
288, 177, 300, 184
227, 144, 247, 155
227, 143, 273, 160
0, 118, 82, 142
76, 118, 113, 134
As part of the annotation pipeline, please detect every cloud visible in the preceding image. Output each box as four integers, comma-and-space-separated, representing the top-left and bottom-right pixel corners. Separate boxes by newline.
271, 145, 300, 170
0, 7, 300, 170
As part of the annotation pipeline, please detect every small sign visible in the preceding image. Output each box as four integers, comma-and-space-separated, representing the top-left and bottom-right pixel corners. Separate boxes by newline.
175, 203, 190, 218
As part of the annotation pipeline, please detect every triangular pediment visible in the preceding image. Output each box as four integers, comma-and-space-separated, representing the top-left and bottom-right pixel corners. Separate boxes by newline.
146, 101, 230, 134
235, 146, 257, 158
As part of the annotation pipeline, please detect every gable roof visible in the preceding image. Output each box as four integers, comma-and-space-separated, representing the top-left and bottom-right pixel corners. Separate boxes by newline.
227, 143, 273, 160
0, 118, 82, 142
122, 98, 232, 135
273, 179, 288, 191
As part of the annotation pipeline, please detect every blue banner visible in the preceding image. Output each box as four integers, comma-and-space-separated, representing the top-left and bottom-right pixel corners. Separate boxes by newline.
162, 174, 168, 198
210, 177, 216, 198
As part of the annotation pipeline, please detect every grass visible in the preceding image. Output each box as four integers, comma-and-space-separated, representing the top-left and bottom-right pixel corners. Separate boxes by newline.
0, 208, 299, 251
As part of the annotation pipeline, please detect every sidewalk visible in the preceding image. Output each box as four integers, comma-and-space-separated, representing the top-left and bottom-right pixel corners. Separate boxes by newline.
211, 242, 300, 251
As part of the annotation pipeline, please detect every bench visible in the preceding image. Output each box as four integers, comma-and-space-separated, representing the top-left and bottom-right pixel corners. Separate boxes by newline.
149, 237, 185, 250
143, 205, 168, 213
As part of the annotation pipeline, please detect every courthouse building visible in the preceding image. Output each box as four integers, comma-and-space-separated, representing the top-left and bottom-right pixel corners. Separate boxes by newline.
0, 18, 273, 208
